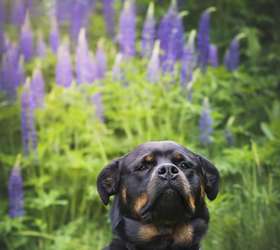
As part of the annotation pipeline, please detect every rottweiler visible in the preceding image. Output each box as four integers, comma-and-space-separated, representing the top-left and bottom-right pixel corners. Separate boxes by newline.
97, 141, 220, 250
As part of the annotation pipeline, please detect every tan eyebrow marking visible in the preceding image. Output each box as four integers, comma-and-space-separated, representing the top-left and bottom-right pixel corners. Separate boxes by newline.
143, 154, 154, 163
174, 152, 184, 161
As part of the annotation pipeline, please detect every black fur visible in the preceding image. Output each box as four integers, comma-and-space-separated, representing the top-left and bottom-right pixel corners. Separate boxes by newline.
97, 141, 220, 250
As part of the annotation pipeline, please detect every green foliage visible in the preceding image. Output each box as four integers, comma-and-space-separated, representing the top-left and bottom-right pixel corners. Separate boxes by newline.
1, 1, 280, 250
1, 51, 279, 249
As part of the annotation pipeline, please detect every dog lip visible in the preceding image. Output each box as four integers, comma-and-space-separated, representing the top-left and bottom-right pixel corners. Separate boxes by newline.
152, 184, 183, 205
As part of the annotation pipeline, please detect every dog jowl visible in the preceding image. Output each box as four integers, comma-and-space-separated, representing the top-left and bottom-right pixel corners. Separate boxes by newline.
97, 141, 220, 250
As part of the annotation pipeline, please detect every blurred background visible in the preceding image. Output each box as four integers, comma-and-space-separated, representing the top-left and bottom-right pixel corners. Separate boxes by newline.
0, 0, 279, 249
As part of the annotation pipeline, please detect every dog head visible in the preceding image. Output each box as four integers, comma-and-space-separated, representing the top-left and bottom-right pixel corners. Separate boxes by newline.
97, 141, 219, 225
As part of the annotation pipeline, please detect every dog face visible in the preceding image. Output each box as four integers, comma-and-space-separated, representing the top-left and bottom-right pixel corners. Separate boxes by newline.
97, 141, 219, 226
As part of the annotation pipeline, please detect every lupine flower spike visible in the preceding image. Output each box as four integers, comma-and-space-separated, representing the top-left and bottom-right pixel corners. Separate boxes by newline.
209, 44, 218, 67
112, 53, 123, 82
8, 156, 25, 218
103, 0, 115, 37
0, 0, 5, 25
197, 7, 215, 71
1, 45, 23, 99
17, 56, 26, 88
224, 33, 245, 71
56, 40, 73, 88
92, 93, 104, 122
181, 30, 196, 87
95, 40, 107, 80
158, 0, 185, 73
21, 78, 37, 155
49, 16, 60, 53
36, 32, 47, 58
0, 25, 4, 54
147, 40, 161, 83
199, 98, 213, 146
20, 12, 33, 61
11, 0, 26, 27
118, 0, 136, 57
76, 28, 91, 84
30, 67, 45, 108
70, 0, 91, 42
88, 52, 97, 83
55, 0, 73, 23
141, 2, 156, 58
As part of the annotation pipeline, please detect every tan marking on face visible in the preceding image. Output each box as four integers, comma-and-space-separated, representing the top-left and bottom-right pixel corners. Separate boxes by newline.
178, 171, 191, 193
174, 152, 183, 161
173, 224, 193, 244
134, 192, 149, 215
200, 184, 206, 198
121, 187, 127, 204
138, 224, 159, 241
144, 154, 154, 163
187, 195, 196, 211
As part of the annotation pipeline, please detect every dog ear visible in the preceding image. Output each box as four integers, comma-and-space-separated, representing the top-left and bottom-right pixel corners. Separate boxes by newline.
197, 155, 220, 201
97, 158, 121, 205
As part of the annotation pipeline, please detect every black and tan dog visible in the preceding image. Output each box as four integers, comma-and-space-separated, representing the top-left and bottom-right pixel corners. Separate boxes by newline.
97, 141, 220, 250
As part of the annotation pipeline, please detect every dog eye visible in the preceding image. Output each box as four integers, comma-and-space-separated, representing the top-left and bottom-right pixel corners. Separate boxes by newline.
172, 152, 185, 164
180, 161, 194, 169
136, 164, 148, 171
136, 155, 156, 171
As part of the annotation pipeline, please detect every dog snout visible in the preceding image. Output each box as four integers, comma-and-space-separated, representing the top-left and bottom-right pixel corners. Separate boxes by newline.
157, 164, 179, 180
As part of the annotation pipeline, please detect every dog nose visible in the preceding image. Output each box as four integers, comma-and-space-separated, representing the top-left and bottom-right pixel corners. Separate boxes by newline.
157, 164, 179, 180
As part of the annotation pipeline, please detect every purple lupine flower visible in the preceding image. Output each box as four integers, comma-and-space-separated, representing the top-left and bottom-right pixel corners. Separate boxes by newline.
2, 33, 10, 54
95, 41, 107, 80
88, 51, 97, 83
21, 79, 37, 154
76, 28, 91, 84
118, 0, 136, 57
181, 47, 193, 87
8, 164, 25, 218
158, 0, 184, 73
197, 7, 215, 71
75, 28, 97, 84
56, 41, 73, 87
181, 30, 196, 87
0, 25, 4, 54
20, 13, 33, 61
30, 67, 45, 108
112, 53, 123, 82
1, 44, 23, 99
55, 0, 74, 22
147, 40, 161, 83
0, 0, 5, 25
199, 98, 213, 146
224, 35, 242, 71
208, 44, 218, 67
103, 0, 115, 37
49, 16, 60, 53
36, 33, 46, 58
25, 0, 38, 17
21, 85, 30, 154
141, 2, 156, 58
92, 92, 104, 122
17, 56, 25, 87
70, 0, 91, 42
11, 0, 26, 27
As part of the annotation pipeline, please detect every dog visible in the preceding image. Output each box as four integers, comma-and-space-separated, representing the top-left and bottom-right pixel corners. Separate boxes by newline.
97, 141, 220, 250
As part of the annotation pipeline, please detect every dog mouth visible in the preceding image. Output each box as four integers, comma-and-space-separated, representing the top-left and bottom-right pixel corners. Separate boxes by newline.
140, 183, 193, 224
